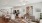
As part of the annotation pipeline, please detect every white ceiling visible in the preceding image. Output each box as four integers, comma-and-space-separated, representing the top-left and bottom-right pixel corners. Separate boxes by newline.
0, 0, 42, 7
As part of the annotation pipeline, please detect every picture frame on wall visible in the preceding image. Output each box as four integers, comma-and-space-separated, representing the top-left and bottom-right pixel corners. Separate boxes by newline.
40, 13, 42, 19
26, 6, 33, 16
35, 8, 41, 12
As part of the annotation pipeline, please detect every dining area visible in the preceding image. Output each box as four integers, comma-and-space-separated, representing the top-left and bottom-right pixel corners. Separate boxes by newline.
0, 13, 37, 23
0, 6, 39, 23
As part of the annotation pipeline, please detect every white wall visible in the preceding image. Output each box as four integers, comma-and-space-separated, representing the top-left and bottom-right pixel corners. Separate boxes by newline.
0, 6, 26, 17
29, 2, 42, 21
0, 7, 12, 16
